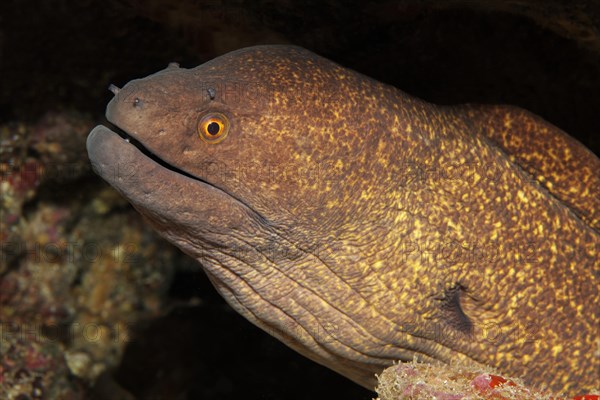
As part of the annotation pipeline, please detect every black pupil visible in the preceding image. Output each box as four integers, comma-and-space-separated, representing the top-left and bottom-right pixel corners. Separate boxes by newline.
207, 122, 220, 136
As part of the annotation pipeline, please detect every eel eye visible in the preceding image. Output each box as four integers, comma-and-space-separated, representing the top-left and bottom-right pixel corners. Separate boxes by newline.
198, 112, 229, 144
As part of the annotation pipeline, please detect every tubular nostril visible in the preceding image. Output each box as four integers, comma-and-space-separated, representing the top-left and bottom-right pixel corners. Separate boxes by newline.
108, 84, 120, 95
207, 87, 216, 100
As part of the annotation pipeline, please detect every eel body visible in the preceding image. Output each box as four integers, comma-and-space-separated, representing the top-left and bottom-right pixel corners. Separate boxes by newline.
86, 45, 599, 395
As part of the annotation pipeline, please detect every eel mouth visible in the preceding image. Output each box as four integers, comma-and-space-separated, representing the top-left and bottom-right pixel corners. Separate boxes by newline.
87, 123, 267, 224
109, 123, 207, 184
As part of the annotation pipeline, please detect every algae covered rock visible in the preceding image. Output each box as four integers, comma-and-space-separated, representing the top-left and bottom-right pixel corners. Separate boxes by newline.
375, 360, 600, 400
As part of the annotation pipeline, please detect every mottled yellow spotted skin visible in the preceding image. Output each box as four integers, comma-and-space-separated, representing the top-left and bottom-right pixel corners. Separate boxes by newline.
87, 45, 599, 395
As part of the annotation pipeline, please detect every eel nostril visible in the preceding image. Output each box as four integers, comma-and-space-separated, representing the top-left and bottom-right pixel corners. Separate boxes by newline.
108, 84, 120, 95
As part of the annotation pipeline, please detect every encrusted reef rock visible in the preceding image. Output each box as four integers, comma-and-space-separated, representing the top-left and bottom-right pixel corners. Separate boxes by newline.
0, 113, 179, 399
376, 361, 600, 400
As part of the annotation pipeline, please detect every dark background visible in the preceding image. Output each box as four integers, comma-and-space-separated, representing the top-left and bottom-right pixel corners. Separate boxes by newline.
1, 1, 598, 399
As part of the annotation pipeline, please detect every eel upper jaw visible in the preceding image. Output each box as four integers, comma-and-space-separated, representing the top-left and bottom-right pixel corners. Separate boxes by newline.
108, 123, 213, 187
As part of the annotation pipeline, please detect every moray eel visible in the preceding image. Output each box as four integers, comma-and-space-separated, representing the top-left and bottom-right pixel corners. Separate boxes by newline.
87, 45, 599, 395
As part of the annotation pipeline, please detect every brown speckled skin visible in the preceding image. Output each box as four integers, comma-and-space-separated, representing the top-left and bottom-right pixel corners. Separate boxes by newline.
87, 45, 599, 395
